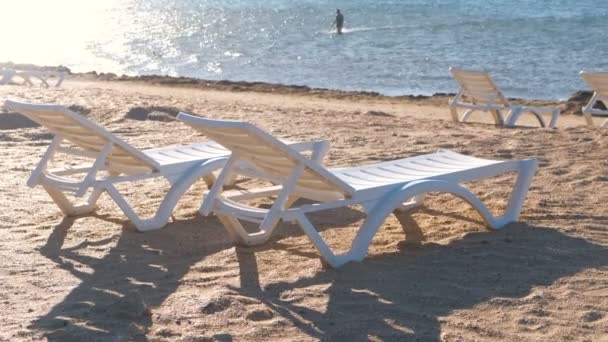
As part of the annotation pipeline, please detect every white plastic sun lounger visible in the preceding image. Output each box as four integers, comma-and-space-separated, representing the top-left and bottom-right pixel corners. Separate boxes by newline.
580, 71, 608, 128
177, 113, 539, 268
449, 67, 560, 128
0, 69, 66, 87
4, 100, 329, 231
16, 70, 66, 87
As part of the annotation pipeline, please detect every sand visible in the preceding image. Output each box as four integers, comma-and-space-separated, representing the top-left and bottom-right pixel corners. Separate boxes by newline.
0, 77, 606, 341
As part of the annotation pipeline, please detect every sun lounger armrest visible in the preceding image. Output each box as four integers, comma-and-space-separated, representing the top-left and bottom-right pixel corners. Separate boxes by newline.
287, 139, 330, 163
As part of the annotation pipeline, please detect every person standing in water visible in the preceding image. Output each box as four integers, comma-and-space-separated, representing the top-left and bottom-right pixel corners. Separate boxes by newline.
335, 9, 344, 34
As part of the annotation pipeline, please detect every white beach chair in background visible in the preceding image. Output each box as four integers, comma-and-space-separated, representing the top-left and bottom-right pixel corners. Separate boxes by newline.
3, 100, 329, 231
580, 71, 608, 128
449, 67, 560, 128
16, 70, 66, 87
178, 113, 538, 267
0, 69, 66, 87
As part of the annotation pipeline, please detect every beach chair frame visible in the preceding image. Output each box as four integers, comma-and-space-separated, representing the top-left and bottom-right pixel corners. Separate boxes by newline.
449, 67, 560, 128
1, 69, 66, 87
178, 113, 538, 267
580, 71, 608, 128
4, 100, 329, 231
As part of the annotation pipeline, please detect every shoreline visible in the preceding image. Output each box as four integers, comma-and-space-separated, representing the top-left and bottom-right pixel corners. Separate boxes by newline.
1, 62, 594, 114
72, 72, 595, 116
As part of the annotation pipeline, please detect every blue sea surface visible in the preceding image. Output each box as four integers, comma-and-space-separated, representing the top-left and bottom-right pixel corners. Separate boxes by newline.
1, 0, 607, 99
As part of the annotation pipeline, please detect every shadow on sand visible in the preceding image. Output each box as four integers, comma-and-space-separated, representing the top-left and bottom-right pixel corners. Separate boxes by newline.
232, 220, 608, 340
30, 205, 365, 341
29, 204, 608, 340
32, 214, 232, 341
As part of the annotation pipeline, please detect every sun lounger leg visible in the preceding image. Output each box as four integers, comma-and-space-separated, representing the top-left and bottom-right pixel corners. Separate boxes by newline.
505, 107, 522, 127
289, 181, 496, 267
450, 106, 460, 122
216, 213, 250, 243
533, 111, 547, 127
392, 209, 425, 243
490, 109, 504, 125
294, 212, 350, 268
507, 107, 561, 128
341, 175, 536, 266
21, 76, 33, 86
582, 93, 598, 126
42, 185, 102, 216
584, 113, 595, 126
55, 73, 66, 87
500, 159, 538, 223
460, 109, 475, 123
104, 158, 226, 231
547, 109, 560, 128
214, 161, 538, 268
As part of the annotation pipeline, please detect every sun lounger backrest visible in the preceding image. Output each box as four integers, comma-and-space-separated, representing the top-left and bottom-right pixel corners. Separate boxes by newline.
4, 100, 159, 173
580, 71, 608, 98
177, 114, 355, 196
450, 68, 509, 106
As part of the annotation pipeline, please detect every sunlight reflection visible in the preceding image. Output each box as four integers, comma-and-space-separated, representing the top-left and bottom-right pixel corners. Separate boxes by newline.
0, 0, 126, 71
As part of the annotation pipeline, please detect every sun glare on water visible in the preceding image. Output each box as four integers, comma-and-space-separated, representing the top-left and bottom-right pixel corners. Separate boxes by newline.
0, 0, 125, 71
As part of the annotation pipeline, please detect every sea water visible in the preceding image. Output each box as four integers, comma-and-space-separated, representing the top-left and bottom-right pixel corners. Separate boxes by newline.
1, 0, 607, 99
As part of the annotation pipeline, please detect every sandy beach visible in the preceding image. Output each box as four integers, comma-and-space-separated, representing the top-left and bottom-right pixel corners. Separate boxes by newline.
0, 76, 607, 341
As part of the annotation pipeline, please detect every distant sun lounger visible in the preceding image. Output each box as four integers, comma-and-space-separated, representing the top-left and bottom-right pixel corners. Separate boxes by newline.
449, 67, 560, 128
0, 69, 66, 87
177, 113, 539, 268
18, 70, 66, 87
580, 71, 608, 128
3, 100, 329, 231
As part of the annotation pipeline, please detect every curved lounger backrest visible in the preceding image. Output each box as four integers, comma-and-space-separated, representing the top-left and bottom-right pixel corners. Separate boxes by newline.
4, 100, 159, 173
450, 67, 509, 106
177, 113, 355, 197
580, 71, 608, 99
